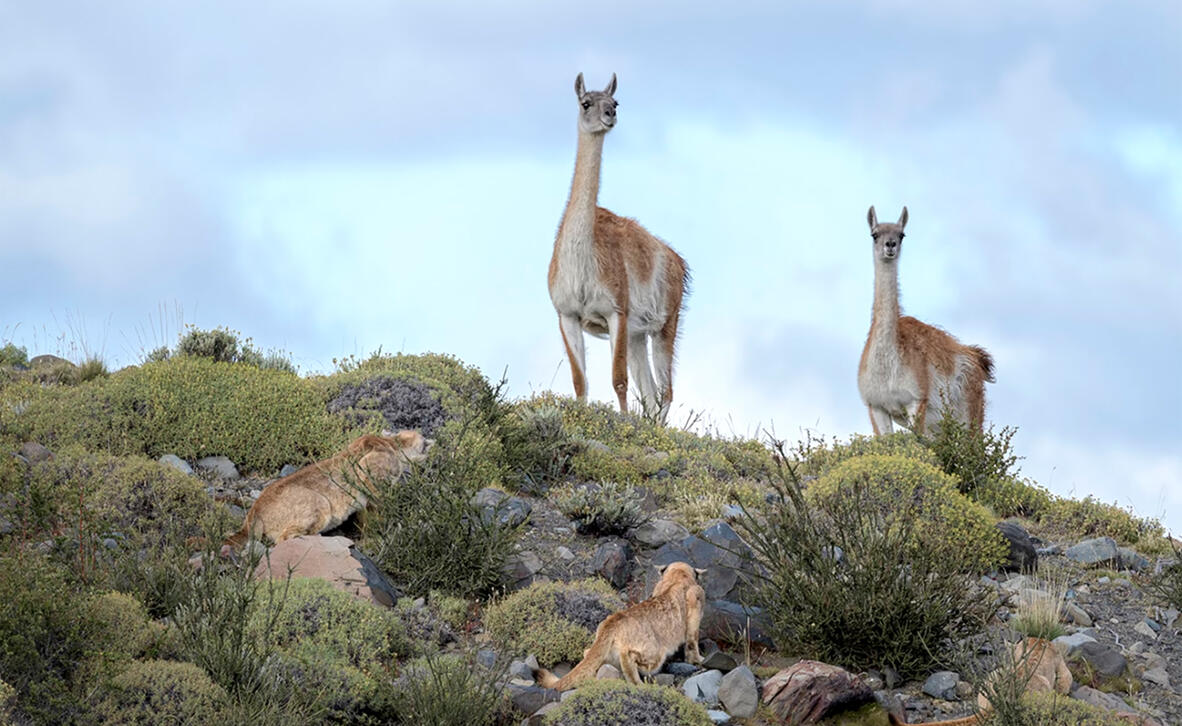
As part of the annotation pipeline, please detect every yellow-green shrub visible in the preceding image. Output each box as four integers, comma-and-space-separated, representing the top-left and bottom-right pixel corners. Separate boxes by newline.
1041, 496, 1159, 546
544, 679, 713, 726
484, 579, 622, 666
796, 432, 938, 476
92, 660, 228, 725
3, 357, 344, 473
985, 691, 1129, 725
88, 592, 167, 663
808, 455, 1008, 573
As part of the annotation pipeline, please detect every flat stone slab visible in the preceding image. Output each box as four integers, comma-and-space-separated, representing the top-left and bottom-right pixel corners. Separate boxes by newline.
253, 534, 400, 607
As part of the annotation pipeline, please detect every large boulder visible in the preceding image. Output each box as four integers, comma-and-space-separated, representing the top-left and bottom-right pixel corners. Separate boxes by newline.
650, 520, 754, 602
1064, 537, 1120, 567
253, 535, 400, 607
762, 661, 875, 724
593, 538, 633, 588
719, 665, 759, 718
996, 520, 1037, 573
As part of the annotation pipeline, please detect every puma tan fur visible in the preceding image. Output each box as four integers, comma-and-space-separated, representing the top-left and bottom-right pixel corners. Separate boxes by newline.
534, 561, 705, 690
889, 637, 1071, 725
222, 430, 430, 550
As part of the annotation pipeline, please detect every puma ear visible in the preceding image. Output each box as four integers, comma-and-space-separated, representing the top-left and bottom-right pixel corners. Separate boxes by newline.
694, 567, 707, 577
604, 73, 617, 97
575, 72, 585, 98
656, 563, 670, 576
380, 429, 395, 438
867, 205, 878, 230
898, 206, 909, 229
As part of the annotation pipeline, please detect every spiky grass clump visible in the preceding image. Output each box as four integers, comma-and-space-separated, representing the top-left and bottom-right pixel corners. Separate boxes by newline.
1010, 570, 1069, 642
552, 481, 649, 536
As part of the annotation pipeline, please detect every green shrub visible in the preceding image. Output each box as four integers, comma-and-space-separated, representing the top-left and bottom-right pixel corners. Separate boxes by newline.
171, 325, 295, 372
3, 357, 344, 473
0, 677, 14, 723
503, 401, 575, 493
1040, 497, 1159, 546
26, 447, 214, 546
543, 679, 713, 726
972, 477, 1054, 519
393, 653, 508, 726
0, 343, 28, 368
92, 660, 229, 725
807, 455, 1008, 573
1147, 538, 1182, 608
733, 451, 994, 678
88, 592, 167, 663
524, 393, 773, 529
0, 553, 98, 723
362, 417, 521, 598
77, 356, 108, 383
922, 410, 1019, 495
484, 579, 622, 666
795, 431, 938, 476
553, 481, 648, 536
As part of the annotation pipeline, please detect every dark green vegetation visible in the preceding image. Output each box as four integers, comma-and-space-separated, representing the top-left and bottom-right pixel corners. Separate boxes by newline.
0, 329, 1171, 725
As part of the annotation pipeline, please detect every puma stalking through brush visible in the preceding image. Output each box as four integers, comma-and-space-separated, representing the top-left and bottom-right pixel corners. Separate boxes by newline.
222, 430, 430, 551
858, 206, 995, 436
533, 562, 705, 690
548, 72, 689, 423
889, 637, 1071, 725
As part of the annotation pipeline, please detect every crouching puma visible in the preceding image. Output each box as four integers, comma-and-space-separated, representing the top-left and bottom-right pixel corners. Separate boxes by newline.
890, 637, 1071, 725
222, 430, 430, 551
534, 562, 706, 690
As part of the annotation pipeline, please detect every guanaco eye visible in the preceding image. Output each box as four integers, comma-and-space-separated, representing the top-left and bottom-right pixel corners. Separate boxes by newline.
582, 101, 591, 109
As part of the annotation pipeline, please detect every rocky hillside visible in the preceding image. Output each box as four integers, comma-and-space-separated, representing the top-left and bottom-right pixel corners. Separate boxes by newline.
0, 331, 1178, 726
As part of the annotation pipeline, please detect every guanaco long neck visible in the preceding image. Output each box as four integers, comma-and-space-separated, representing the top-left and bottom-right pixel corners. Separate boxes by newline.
557, 130, 604, 252
870, 257, 900, 342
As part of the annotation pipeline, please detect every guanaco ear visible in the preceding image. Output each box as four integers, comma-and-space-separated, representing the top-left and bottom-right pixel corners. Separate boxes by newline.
604, 73, 617, 97
575, 72, 585, 98
867, 205, 878, 230
897, 206, 909, 229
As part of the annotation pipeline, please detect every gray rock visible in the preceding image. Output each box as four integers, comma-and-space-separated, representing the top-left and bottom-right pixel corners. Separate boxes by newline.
1065, 537, 1120, 567
1077, 642, 1127, 678
706, 710, 731, 724
654, 673, 676, 687
1064, 602, 1093, 627
509, 659, 534, 682
1001, 573, 1035, 592
996, 520, 1038, 572
278, 463, 301, 477
702, 599, 775, 647
1053, 632, 1098, 657
1143, 667, 1170, 688
195, 455, 240, 480
472, 488, 506, 509
504, 551, 543, 587
158, 454, 193, 475
1134, 621, 1159, 640
524, 654, 539, 671
631, 518, 689, 548
475, 649, 498, 668
592, 539, 632, 588
650, 520, 753, 602
1159, 608, 1180, 628
472, 488, 533, 527
17, 442, 52, 464
762, 661, 875, 723
507, 684, 560, 716
556, 546, 575, 562
595, 664, 620, 680
1118, 547, 1150, 572
521, 702, 561, 726
683, 669, 723, 705
922, 671, 960, 700
721, 504, 745, 521
666, 662, 701, 677
700, 650, 738, 673
1072, 685, 1137, 714
718, 665, 758, 718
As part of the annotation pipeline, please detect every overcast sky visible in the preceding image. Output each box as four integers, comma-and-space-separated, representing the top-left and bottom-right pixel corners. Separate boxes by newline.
2, 2, 1179, 532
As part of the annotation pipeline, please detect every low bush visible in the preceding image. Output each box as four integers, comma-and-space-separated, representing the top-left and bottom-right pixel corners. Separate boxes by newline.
502, 401, 575, 493
0, 343, 28, 368
983, 691, 1130, 725
1147, 538, 1182, 608
3, 357, 344, 473
91, 660, 229, 725
362, 416, 521, 598
552, 481, 648, 536
734, 449, 994, 678
795, 431, 939, 476
0, 553, 98, 724
88, 592, 168, 664
807, 455, 1008, 573
484, 579, 622, 666
168, 325, 296, 373
971, 476, 1054, 519
1040, 496, 1160, 546
522, 393, 773, 528
543, 679, 714, 726
922, 410, 1020, 496
393, 653, 509, 726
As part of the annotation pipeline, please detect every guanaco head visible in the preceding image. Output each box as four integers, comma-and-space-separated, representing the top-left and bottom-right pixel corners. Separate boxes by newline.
574, 72, 618, 135
868, 205, 908, 263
